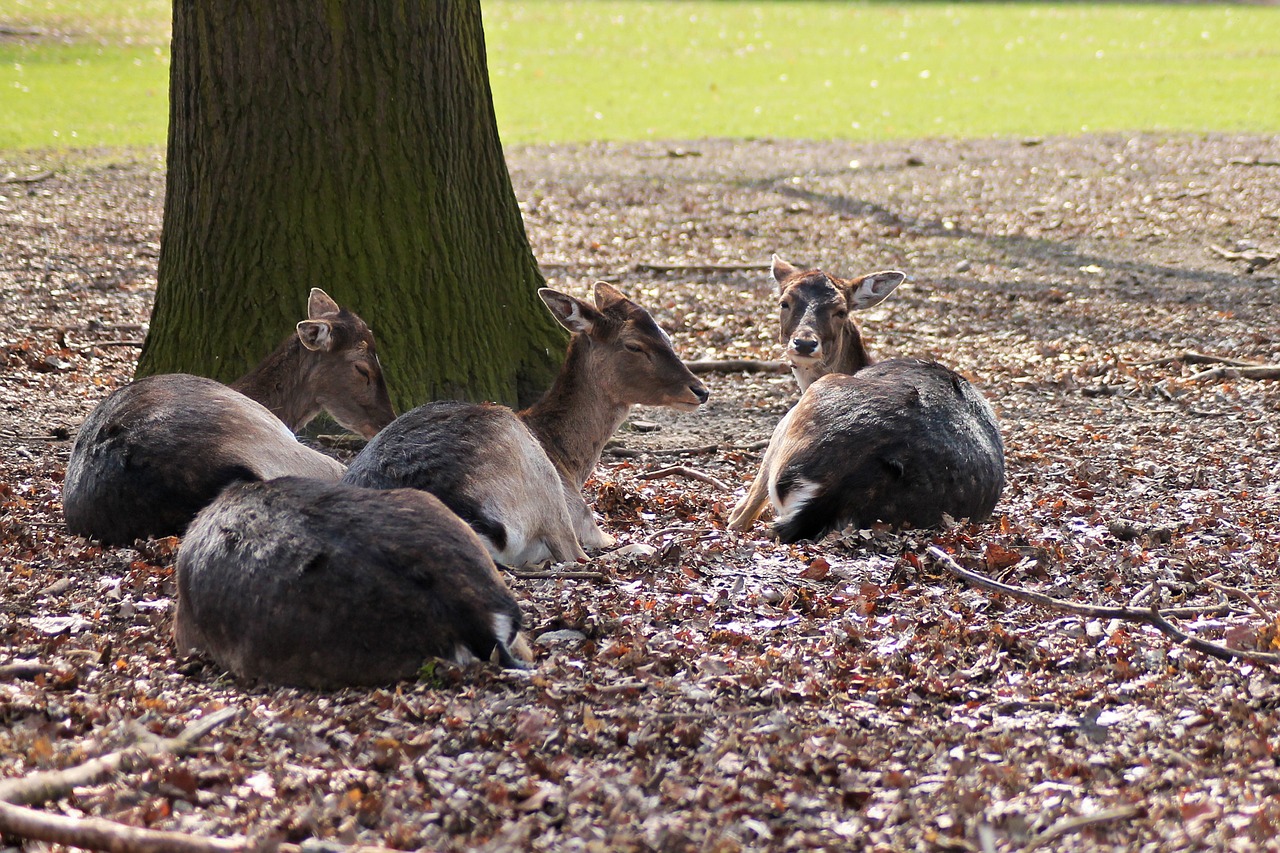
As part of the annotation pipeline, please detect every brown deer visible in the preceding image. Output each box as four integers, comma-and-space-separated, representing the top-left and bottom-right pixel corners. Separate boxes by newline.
174, 477, 532, 688
771, 254, 906, 391
343, 282, 708, 565
727, 258, 1004, 542
63, 289, 395, 545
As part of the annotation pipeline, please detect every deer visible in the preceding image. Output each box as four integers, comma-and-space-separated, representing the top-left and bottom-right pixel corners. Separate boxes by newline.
174, 477, 533, 688
63, 288, 395, 545
727, 256, 1004, 542
343, 282, 708, 566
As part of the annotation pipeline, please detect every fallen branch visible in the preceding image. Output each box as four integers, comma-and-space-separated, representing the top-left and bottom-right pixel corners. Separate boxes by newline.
685, 358, 789, 375
637, 464, 731, 492
1024, 805, 1143, 851
927, 547, 1280, 665
1187, 365, 1280, 382
0, 661, 51, 681
634, 261, 770, 273
1134, 351, 1261, 368
1208, 244, 1278, 272
607, 443, 721, 459
0, 803, 244, 853
507, 570, 606, 580
0, 170, 54, 184
0, 707, 239, 807
1227, 157, 1280, 168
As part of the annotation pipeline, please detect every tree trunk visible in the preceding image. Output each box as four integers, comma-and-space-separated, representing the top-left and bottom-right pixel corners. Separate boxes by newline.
139, 1, 565, 409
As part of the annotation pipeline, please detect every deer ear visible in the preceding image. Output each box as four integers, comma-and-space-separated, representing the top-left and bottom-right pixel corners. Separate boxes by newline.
847, 271, 906, 309
539, 288, 601, 334
592, 281, 628, 310
771, 255, 799, 289
297, 319, 335, 352
308, 288, 341, 318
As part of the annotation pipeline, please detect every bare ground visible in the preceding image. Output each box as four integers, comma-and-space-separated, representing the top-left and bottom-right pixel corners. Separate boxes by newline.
2, 134, 1280, 851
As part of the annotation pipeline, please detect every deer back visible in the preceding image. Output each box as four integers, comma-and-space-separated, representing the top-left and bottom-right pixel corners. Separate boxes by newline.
229, 288, 395, 438
772, 255, 905, 391
63, 375, 344, 545
752, 359, 1004, 543
174, 477, 532, 688
343, 401, 586, 566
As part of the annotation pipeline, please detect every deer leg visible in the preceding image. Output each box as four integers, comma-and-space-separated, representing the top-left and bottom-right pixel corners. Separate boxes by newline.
728, 467, 773, 531
728, 405, 799, 532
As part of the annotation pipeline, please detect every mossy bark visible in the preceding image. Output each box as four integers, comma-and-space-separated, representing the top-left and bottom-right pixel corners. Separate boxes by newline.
139, 0, 565, 409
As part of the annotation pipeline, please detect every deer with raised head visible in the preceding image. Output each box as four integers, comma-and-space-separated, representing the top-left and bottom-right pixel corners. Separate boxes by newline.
174, 477, 533, 688
727, 257, 1004, 542
772, 254, 907, 391
343, 282, 708, 565
63, 289, 395, 545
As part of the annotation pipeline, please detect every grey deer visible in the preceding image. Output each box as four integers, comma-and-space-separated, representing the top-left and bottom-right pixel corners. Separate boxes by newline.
727, 256, 1004, 542
174, 477, 532, 688
63, 289, 394, 544
344, 282, 708, 565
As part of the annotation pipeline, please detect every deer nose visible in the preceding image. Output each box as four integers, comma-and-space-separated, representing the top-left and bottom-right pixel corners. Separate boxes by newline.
792, 338, 818, 356
691, 384, 709, 404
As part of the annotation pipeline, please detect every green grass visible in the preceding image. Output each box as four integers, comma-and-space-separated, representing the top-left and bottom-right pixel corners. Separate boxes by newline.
1, 1, 1278, 151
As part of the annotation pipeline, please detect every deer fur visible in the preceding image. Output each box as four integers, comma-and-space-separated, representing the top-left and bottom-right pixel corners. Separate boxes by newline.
173, 477, 532, 688
728, 259, 1004, 542
63, 289, 394, 545
344, 282, 708, 565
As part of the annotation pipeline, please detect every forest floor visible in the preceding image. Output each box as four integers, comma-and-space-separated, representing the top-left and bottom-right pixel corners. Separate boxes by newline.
2, 134, 1280, 852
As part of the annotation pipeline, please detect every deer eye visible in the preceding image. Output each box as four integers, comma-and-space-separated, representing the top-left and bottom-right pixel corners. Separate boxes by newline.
780, 300, 791, 310
355, 363, 373, 382
833, 309, 848, 320
623, 342, 645, 355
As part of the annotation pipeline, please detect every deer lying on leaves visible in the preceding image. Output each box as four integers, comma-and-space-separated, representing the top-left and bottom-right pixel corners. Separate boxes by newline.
344, 282, 708, 565
63, 289, 395, 545
174, 477, 532, 688
727, 256, 1004, 542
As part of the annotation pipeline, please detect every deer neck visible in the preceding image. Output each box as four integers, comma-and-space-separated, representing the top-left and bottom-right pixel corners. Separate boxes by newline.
518, 337, 630, 490
228, 337, 321, 432
828, 323, 874, 376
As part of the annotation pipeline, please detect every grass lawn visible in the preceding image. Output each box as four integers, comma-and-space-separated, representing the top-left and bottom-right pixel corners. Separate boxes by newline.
1, 1, 1278, 151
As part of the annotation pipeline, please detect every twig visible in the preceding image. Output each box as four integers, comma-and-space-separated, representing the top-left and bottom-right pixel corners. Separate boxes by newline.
1102, 583, 1156, 643
607, 443, 721, 459
1187, 365, 1280, 382
927, 548, 1280, 665
0, 803, 245, 853
1133, 351, 1261, 368
637, 464, 731, 492
634, 261, 770, 273
685, 358, 789, 375
0, 707, 240, 807
1208, 244, 1278, 272
507, 570, 606, 580
1203, 580, 1275, 621
1227, 157, 1280, 167
1024, 805, 1142, 851
926, 548, 1231, 619
0, 661, 51, 681
0, 170, 54, 184
77, 339, 146, 349
1144, 589, 1280, 665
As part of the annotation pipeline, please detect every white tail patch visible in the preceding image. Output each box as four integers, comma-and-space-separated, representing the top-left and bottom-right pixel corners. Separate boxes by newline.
771, 475, 822, 528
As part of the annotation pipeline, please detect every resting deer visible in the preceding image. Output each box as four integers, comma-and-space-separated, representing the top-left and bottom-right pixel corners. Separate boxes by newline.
63, 289, 395, 545
727, 257, 1004, 542
344, 282, 708, 565
174, 477, 533, 688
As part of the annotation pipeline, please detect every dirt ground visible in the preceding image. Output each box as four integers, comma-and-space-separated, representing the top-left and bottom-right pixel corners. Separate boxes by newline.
2, 134, 1280, 851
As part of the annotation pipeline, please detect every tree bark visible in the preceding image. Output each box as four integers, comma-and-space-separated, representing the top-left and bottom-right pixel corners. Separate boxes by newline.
140, 1, 565, 409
